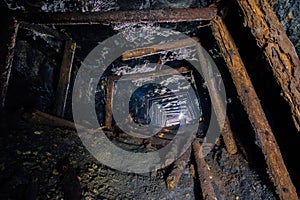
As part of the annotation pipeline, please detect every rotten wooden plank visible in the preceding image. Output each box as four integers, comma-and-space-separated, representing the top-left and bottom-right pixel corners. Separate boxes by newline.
195, 40, 238, 154
53, 40, 76, 117
211, 16, 297, 200
236, 0, 300, 132
17, 8, 217, 25
0, 18, 19, 110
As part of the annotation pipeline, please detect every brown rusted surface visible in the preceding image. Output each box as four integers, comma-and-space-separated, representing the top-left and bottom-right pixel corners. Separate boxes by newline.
211, 16, 297, 200
195, 40, 238, 154
18, 8, 217, 25
166, 147, 191, 190
236, 0, 300, 132
192, 139, 223, 199
0, 19, 18, 110
53, 40, 76, 117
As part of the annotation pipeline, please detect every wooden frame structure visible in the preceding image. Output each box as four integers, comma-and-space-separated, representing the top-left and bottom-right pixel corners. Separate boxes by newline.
0, 2, 299, 199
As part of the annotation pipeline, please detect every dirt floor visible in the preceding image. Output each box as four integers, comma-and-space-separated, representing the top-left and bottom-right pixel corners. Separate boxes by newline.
0, 110, 276, 199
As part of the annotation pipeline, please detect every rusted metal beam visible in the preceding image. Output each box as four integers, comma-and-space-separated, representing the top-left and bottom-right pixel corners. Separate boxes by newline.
211, 16, 297, 200
17, 8, 217, 25
53, 40, 76, 117
236, 0, 300, 132
0, 18, 18, 110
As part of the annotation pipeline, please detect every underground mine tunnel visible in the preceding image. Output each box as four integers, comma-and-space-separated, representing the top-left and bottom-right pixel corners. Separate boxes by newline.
0, 0, 300, 199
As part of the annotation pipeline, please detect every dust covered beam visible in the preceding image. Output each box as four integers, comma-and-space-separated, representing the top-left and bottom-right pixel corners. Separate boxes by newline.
211, 16, 297, 200
17, 8, 217, 25
0, 18, 18, 110
236, 0, 300, 132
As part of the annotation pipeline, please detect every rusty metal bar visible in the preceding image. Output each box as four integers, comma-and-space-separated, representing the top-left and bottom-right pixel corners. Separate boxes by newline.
17, 8, 217, 25
211, 16, 297, 200
53, 40, 76, 117
0, 18, 19, 110
237, 0, 300, 132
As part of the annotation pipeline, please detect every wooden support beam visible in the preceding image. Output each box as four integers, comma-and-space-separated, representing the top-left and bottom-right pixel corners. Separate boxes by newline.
25, 110, 76, 129
53, 40, 76, 117
166, 147, 191, 190
0, 18, 18, 110
236, 0, 300, 132
105, 77, 114, 129
195, 40, 238, 154
192, 139, 225, 199
122, 38, 198, 61
211, 16, 297, 200
17, 8, 217, 25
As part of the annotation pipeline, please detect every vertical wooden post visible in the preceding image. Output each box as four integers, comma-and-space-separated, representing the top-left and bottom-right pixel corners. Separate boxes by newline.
53, 40, 76, 117
105, 77, 115, 129
0, 18, 19, 110
211, 16, 297, 200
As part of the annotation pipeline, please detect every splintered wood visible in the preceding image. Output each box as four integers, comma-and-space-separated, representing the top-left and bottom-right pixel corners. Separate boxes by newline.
211, 16, 297, 200
53, 40, 76, 117
0, 19, 18, 110
237, 0, 300, 132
